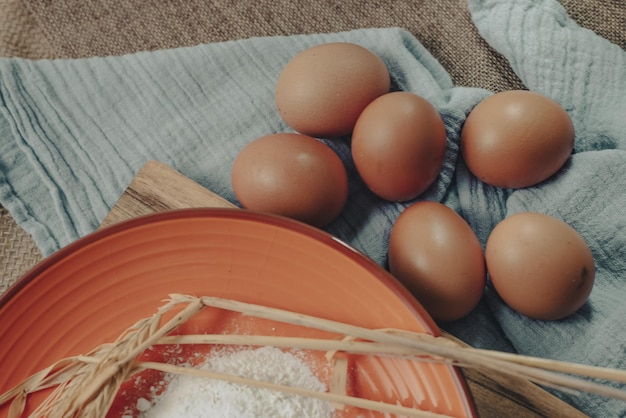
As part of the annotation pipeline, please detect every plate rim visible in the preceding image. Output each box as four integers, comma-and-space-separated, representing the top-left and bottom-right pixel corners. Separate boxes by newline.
0, 207, 477, 417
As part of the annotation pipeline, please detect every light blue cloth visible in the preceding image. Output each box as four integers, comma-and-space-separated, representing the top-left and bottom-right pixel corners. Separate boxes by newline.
459, 0, 626, 414
0, 0, 624, 415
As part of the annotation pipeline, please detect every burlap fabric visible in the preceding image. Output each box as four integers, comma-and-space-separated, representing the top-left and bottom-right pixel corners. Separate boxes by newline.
0, 0, 54, 59
0, 0, 624, 293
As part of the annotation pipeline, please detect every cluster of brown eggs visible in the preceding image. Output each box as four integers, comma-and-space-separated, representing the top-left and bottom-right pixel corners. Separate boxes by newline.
230, 42, 595, 323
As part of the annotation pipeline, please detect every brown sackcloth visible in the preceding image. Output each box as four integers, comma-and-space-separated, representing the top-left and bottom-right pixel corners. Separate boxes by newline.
0, 0, 624, 290
0, 207, 42, 295
0, 0, 54, 58
22, 0, 528, 92
17, 0, 626, 88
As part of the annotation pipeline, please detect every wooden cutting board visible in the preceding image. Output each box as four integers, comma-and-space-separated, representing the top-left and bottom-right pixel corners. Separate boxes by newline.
101, 160, 586, 418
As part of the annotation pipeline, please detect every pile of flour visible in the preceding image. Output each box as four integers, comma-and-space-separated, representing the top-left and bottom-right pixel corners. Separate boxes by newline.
137, 346, 334, 418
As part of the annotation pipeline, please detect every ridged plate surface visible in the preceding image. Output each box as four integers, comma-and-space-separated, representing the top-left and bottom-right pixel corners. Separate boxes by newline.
0, 208, 475, 417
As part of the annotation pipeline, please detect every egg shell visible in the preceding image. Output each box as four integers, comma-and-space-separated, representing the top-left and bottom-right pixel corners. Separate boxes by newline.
388, 201, 486, 322
275, 42, 390, 138
485, 212, 595, 321
461, 90, 574, 189
351, 92, 447, 202
231, 133, 348, 227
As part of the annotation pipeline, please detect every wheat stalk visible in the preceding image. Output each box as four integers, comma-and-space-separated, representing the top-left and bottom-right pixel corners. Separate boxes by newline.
2, 294, 626, 418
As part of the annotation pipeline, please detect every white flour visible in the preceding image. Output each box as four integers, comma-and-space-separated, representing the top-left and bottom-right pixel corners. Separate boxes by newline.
138, 346, 334, 418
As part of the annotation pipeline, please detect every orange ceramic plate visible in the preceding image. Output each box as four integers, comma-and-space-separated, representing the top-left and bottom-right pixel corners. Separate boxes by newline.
0, 208, 476, 417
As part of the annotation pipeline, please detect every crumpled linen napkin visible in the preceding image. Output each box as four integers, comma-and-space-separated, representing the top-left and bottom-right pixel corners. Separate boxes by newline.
458, 0, 626, 414
0, 0, 624, 415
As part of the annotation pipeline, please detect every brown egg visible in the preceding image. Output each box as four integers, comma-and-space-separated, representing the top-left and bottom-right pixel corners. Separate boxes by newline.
388, 201, 486, 322
275, 42, 390, 138
351, 92, 447, 202
231, 133, 348, 227
461, 90, 574, 188
485, 212, 595, 320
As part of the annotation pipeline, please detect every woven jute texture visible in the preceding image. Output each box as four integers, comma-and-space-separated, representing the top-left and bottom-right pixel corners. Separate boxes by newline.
22, 0, 527, 92
0, 208, 43, 294
560, 0, 626, 49
1, 0, 624, 292
0, 0, 54, 58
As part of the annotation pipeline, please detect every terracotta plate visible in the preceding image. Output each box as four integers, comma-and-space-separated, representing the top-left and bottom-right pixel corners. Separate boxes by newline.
0, 208, 476, 417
